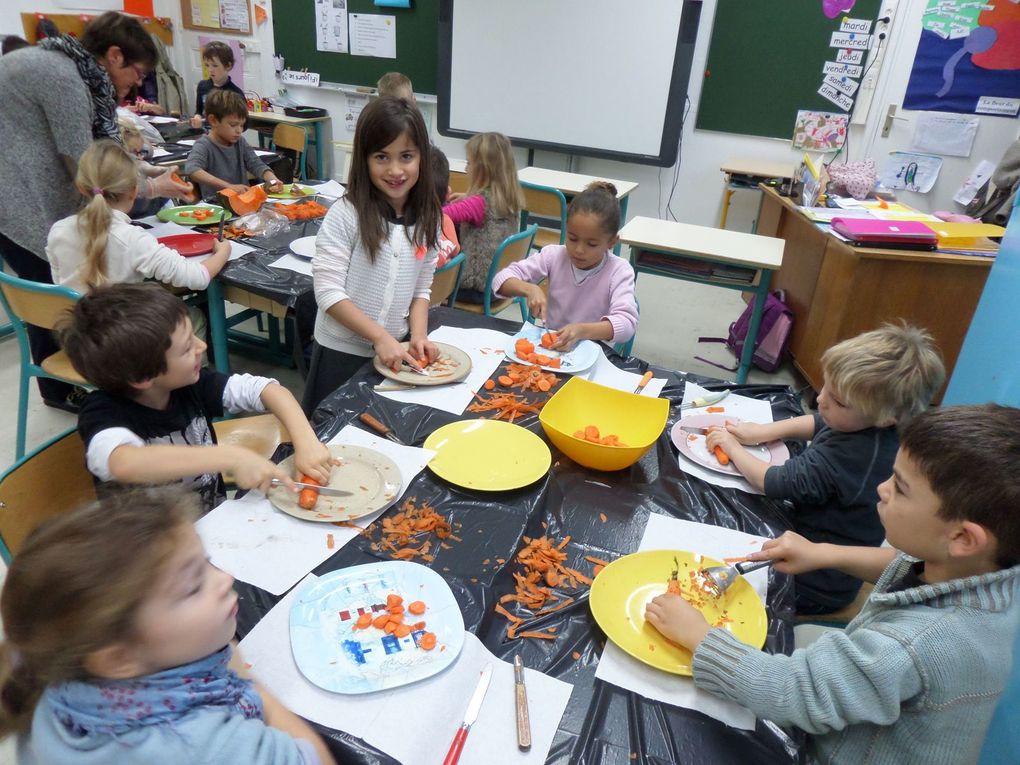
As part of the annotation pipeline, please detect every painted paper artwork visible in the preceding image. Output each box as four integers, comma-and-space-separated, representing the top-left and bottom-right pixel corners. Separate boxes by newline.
792, 110, 849, 151
904, 0, 1020, 116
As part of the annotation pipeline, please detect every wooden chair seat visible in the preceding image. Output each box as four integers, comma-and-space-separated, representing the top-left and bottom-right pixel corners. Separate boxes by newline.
213, 414, 290, 485
532, 227, 562, 250
40, 351, 88, 385
430, 253, 465, 307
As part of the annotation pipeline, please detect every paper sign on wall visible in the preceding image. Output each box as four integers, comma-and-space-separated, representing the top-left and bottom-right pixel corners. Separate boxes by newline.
315, 0, 349, 54
282, 69, 321, 87
350, 13, 397, 58
976, 97, 1020, 117
836, 49, 864, 64
824, 72, 860, 97
824, 61, 863, 78
839, 17, 872, 33
818, 83, 855, 112
910, 112, 979, 157
830, 31, 871, 49
792, 110, 848, 152
880, 151, 943, 193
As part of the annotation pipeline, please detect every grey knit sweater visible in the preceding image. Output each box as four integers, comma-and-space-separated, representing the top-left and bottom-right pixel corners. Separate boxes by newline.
457, 191, 519, 293
693, 554, 1020, 764
0, 48, 93, 258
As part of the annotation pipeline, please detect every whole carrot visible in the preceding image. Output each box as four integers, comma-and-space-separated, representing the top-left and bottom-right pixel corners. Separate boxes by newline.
297, 474, 322, 510
712, 445, 730, 466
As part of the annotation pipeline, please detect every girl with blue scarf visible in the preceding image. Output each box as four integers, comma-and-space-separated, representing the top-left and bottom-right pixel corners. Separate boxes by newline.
0, 488, 336, 765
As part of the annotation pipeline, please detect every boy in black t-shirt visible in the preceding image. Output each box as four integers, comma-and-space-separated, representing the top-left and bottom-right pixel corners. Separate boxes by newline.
190, 40, 246, 129
58, 284, 334, 511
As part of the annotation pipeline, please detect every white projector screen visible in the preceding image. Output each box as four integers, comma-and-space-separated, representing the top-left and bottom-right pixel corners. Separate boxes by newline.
437, 0, 700, 167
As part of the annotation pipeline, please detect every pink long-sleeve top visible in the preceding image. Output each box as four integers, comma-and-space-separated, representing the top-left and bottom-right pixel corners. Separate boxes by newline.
492, 245, 639, 343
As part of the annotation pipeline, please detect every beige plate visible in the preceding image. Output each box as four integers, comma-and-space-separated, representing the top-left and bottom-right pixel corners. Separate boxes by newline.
373, 341, 472, 387
269, 444, 402, 522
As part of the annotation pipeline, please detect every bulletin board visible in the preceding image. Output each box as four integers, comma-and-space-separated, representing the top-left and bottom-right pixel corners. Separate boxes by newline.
21, 12, 173, 45
696, 0, 884, 140
181, 0, 254, 36
270, 0, 438, 94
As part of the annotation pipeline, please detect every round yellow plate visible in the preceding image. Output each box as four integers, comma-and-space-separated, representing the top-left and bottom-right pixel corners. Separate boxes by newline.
423, 419, 551, 491
590, 549, 768, 676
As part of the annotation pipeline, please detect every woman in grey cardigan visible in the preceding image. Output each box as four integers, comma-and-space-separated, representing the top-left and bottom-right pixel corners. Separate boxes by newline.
0, 12, 185, 412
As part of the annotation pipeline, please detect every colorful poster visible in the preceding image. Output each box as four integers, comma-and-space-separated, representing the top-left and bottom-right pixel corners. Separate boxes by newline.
792, 110, 848, 151
904, 0, 1020, 115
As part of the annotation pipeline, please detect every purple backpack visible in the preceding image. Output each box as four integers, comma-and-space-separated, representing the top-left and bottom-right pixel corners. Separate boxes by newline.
697, 290, 793, 373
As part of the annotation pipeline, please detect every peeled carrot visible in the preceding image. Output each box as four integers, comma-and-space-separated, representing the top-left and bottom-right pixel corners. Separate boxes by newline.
386, 594, 403, 608
419, 632, 437, 650
394, 623, 411, 638
408, 600, 426, 615
498, 375, 514, 387
384, 621, 397, 634
713, 445, 730, 466
298, 474, 322, 510
372, 614, 390, 629
483, 379, 495, 391
584, 425, 601, 441
354, 612, 373, 629
706, 406, 725, 413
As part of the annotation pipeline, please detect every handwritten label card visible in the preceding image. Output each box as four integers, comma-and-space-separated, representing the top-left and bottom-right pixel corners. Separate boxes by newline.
818, 83, 855, 112
840, 17, 873, 33
836, 49, 864, 64
830, 31, 871, 49
281, 69, 321, 87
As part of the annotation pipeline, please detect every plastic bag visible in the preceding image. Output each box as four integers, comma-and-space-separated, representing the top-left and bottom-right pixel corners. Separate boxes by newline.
224, 206, 291, 240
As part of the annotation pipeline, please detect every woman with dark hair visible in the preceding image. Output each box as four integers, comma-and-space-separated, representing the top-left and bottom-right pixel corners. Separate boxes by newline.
0, 12, 188, 412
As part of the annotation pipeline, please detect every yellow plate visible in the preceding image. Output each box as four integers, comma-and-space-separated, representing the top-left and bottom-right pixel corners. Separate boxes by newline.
423, 419, 551, 491
589, 549, 768, 676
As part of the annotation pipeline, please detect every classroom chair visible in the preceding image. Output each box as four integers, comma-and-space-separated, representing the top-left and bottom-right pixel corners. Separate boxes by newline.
0, 273, 88, 460
454, 226, 538, 317
430, 252, 465, 308
520, 181, 568, 250
0, 428, 95, 563
213, 413, 290, 485
271, 123, 308, 181
612, 297, 640, 357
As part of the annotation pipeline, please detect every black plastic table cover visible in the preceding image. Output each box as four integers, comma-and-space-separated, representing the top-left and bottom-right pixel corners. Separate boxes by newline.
233, 307, 806, 765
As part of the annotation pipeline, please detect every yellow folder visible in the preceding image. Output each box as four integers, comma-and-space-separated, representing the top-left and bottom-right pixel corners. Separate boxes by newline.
928, 222, 1005, 249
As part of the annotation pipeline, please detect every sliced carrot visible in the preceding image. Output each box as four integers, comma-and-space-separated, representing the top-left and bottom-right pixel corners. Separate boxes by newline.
419, 632, 438, 650
372, 614, 390, 629
706, 406, 725, 413
498, 375, 514, 387
354, 612, 373, 630
584, 425, 601, 441
411, 620, 426, 631
546, 358, 561, 369
326, 533, 335, 549
585, 555, 611, 566
483, 379, 496, 391
408, 600, 426, 615
394, 623, 411, 638
386, 593, 403, 608
384, 621, 397, 634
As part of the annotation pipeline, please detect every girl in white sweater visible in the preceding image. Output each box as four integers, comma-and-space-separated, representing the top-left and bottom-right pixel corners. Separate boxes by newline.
46, 139, 229, 295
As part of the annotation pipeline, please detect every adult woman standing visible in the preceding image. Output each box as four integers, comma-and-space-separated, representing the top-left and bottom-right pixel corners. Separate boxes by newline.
0, 12, 187, 411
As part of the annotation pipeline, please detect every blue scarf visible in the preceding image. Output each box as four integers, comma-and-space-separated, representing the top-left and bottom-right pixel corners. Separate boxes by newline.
43, 646, 262, 737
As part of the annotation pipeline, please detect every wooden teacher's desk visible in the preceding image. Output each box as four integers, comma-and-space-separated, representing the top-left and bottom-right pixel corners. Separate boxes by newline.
755, 185, 993, 401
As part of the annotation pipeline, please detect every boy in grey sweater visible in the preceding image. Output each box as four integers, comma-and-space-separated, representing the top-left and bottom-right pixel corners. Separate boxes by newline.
184, 89, 281, 201
649, 404, 1020, 765
707, 323, 945, 613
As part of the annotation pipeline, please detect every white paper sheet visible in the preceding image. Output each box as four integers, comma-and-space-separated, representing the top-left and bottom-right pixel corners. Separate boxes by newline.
150, 146, 171, 159
880, 151, 943, 194
268, 253, 314, 276
582, 348, 668, 398
594, 513, 769, 730
192, 240, 255, 263
177, 139, 197, 146
910, 112, 979, 158
142, 220, 196, 239
953, 159, 996, 205
196, 426, 433, 595
376, 326, 510, 415
349, 13, 397, 58
239, 575, 573, 765
676, 382, 774, 494
144, 115, 179, 124
308, 179, 346, 198
314, 0, 349, 53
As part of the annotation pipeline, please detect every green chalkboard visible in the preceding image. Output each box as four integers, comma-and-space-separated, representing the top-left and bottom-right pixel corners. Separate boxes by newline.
271, 0, 438, 95
696, 0, 883, 139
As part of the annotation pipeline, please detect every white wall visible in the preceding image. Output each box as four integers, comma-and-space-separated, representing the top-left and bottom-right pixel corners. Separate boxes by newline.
5, 0, 1017, 229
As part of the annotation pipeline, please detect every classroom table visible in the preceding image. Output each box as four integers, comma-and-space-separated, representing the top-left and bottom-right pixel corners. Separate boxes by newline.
755, 185, 992, 402
718, 158, 795, 230
232, 306, 805, 764
246, 110, 333, 180
620, 216, 785, 384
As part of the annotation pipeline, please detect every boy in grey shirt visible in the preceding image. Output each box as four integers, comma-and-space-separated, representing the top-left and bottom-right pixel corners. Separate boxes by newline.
184, 89, 281, 200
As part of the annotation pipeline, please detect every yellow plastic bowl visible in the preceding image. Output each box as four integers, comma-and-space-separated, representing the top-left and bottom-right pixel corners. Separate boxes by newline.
539, 376, 669, 471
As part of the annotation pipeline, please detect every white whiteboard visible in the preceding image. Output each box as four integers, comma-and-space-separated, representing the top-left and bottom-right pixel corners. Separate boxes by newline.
438, 0, 700, 166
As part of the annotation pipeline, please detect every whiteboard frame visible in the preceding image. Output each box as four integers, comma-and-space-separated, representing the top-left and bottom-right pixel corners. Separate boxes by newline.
436, 0, 701, 167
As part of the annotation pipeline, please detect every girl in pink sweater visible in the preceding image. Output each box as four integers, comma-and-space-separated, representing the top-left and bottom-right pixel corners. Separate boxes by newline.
493, 181, 638, 349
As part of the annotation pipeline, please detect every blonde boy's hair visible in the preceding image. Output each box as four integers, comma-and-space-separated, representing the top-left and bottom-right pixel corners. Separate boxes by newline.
377, 71, 413, 99
465, 132, 525, 219
73, 140, 139, 290
821, 322, 945, 425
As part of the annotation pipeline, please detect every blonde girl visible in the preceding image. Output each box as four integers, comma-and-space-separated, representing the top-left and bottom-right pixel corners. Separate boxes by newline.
443, 131, 524, 299
304, 96, 440, 413
0, 488, 335, 765
46, 139, 229, 295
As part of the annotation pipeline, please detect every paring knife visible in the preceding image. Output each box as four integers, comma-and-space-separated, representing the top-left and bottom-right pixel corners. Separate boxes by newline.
443, 664, 492, 765
359, 413, 405, 445
680, 390, 731, 410
514, 655, 531, 750
269, 478, 354, 497
679, 425, 711, 436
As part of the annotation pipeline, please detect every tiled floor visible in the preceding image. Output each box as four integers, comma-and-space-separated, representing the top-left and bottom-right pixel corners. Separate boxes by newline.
0, 274, 805, 762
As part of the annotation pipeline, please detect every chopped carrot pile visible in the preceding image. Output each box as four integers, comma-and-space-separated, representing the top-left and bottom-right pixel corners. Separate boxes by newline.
502, 363, 560, 392
350, 592, 439, 649
662, 556, 734, 627
467, 391, 544, 423
572, 425, 628, 447
272, 200, 328, 220
367, 497, 462, 563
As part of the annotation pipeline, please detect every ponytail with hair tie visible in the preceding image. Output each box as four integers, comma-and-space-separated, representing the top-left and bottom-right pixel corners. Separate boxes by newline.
91, 187, 104, 197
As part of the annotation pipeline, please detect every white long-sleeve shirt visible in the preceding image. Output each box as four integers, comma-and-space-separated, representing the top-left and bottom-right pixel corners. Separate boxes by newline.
46, 209, 213, 294
312, 198, 438, 356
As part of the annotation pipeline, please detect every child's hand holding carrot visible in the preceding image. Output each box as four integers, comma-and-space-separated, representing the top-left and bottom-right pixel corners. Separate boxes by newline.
229, 448, 295, 494
725, 420, 772, 446
292, 435, 337, 486
408, 336, 439, 368
645, 592, 712, 650
550, 323, 586, 352
374, 333, 421, 373
706, 425, 741, 460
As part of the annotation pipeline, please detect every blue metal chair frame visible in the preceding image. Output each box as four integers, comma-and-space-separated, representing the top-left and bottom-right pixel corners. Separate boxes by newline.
456, 226, 538, 317
0, 272, 83, 459
432, 251, 466, 308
